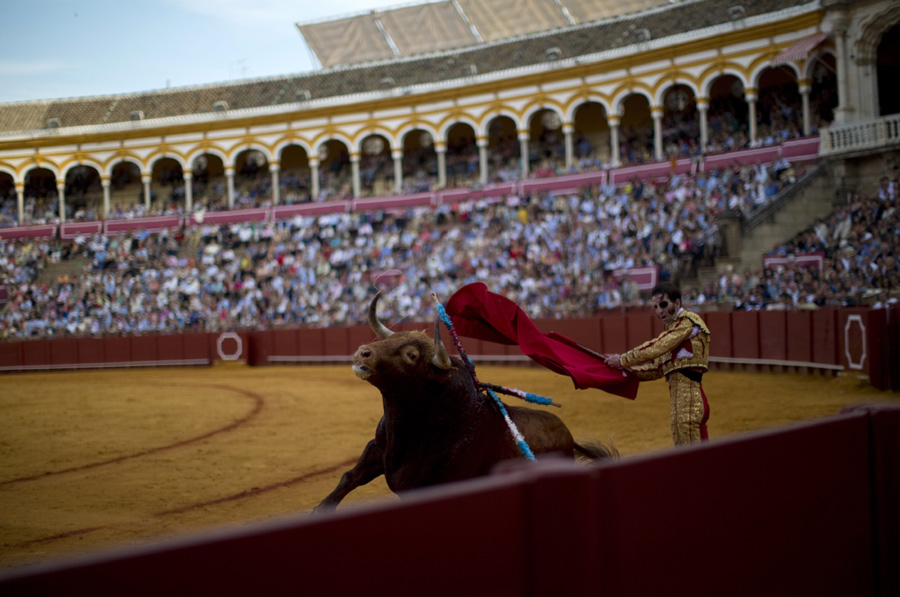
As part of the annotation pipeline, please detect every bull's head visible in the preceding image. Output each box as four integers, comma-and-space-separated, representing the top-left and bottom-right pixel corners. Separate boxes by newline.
352, 290, 453, 383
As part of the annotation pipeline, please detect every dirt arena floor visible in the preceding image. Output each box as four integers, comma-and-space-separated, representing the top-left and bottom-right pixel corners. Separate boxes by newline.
1, 362, 897, 572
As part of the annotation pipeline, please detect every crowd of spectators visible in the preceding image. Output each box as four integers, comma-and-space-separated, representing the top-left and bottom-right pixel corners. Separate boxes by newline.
5, 159, 898, 342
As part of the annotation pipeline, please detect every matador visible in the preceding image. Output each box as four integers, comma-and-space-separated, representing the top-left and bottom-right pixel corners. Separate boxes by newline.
605, 282, 710, 445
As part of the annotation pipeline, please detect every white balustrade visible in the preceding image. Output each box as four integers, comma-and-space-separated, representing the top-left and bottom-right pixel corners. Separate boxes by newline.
821, 113, 900, 156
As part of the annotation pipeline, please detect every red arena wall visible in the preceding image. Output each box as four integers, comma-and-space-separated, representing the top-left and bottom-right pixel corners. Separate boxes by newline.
1, 307, 897, 390
1, 403, 897, 595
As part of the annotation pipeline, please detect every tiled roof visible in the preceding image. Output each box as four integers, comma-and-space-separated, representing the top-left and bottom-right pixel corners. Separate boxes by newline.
0, 0, 812, 135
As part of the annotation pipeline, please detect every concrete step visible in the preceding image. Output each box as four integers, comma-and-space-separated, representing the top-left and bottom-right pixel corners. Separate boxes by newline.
36, 256, 90, 284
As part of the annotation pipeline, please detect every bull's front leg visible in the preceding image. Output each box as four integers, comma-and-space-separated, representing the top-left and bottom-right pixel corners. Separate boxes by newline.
311, 438, 385, 515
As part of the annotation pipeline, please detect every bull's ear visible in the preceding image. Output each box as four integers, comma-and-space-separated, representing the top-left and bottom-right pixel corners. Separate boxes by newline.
432, 317, 452, 370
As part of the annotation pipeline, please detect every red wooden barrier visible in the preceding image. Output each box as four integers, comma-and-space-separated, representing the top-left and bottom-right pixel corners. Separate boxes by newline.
599, 315, 629, 354
50, 337, 78, 365
156, 334, 184, 361
22, 339, 50, 368
838, 308, 889, 390
0, 340, 23, 369
730, 310, 760, 359
4, 407, 896, 595
593, 413, 873, 595
812, 308, 838, 365
785, 310, 813, 363
347, 324, 375, 354
297, 328, 324, 356
625, 313, 653, 350
130, 335, 158, 363
704, 311, 732, 358
271, 328, 297, 357
890, 306, 900, 391
537, 317, 603, 355
758, 310, 787, 360
103, 336, 131, 364
869, 405, 900, 594
246, 329, 272, 366
322, 326, 350, 357
77, 337, 104, 364
182, 333, 210, 362
211, 332, 246, 363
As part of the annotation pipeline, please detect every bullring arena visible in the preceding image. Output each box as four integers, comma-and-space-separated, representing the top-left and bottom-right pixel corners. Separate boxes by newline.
0, 359, 897, 567
3, 0, 900, 592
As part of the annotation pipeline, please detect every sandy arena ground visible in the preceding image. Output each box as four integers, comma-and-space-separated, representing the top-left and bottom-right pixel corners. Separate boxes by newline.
1, 362, 897, 571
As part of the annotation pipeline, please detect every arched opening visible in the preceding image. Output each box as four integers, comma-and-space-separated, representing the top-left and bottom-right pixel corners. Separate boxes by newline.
619, 93, 653, 165
191, 154, 226, 211
810, 53, 838, 130
877, 24, 900, 116
528, 109, 564, 175
0, 173, 15, 226
109, 162, 142, 217
359, 134, 391, 196
23, 168, 57, 223
279, 145, 311, 204
707, 75, 749, 152
317, 140, 351, 200
485, 115, 519, 182
402, 129, 437, 192
572, 101, 609, 169
64, 165, 101, 221
234, 149, 270, 208
661, 84, 699, 157
445, 122, 477, 187
149, 157, 184, 214
757, 67, 802, 143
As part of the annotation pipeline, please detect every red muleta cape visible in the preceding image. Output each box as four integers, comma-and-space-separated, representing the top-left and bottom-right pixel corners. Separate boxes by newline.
444, 283, 639, 399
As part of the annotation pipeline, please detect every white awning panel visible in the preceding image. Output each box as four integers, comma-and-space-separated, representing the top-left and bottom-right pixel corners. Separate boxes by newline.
772, 32, 830, 66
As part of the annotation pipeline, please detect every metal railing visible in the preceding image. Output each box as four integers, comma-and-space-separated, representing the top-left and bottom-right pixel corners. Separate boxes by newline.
741, 160, 828, 233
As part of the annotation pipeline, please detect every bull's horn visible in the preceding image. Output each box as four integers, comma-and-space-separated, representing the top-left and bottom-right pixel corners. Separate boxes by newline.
432, 317, 452, 370
368, 290, 394, 338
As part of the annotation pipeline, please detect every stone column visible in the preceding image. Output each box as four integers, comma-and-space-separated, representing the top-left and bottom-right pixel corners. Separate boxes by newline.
697, 97, 709, 151
183, 171, 193, 214
309, 158, 320, 200
142, 174, 152, 211
350, 153, 361, 198
101, 178, 111, 219
651, 106, 664, 161
799, 79, 812, 136
608, 115, 621, 167
269, 163, 280, 205
746, 88, 758, 143
392, 149, 403, 194
435, 142, 447, 188
563, 123, 574, 171
831, 14, 854, 123
57, 181, 66, 223
477, 137, 489, 185
225, 167, 235, 209
518, 130, 530, 179
15, 183, 24, 224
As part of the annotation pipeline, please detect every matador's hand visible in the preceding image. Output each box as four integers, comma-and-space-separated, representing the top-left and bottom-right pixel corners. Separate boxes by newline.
605, 354, 623, 369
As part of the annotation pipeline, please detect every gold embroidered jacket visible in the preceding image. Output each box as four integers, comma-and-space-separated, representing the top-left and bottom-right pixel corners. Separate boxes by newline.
618, 310, 710, 379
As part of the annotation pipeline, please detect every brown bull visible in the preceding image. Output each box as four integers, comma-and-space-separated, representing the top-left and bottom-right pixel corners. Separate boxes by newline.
313, 291, 612, 513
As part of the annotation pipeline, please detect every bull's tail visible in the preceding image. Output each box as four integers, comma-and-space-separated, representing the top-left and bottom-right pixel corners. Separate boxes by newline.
573, 439, 619, 463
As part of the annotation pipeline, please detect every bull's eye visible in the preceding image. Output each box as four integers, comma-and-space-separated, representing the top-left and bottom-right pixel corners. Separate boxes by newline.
402, 347, 419, 363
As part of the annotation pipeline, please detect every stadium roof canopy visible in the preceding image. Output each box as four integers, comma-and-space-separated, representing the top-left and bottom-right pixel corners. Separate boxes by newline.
298, 0, 671, 68
0, 0, 814, 135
